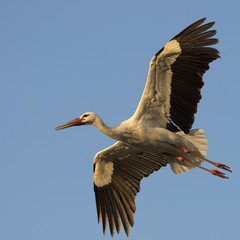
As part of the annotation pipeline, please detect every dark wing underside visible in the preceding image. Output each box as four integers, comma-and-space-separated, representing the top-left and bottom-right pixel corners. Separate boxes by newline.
93, 142, 168, 237
134, 18, 220, 133
165, 18, 220, 133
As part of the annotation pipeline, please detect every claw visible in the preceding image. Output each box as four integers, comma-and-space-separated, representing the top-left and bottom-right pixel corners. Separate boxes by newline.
214, 163, 232, 172
210, 170, 228, 179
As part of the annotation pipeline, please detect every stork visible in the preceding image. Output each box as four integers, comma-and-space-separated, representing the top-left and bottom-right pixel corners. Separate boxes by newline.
55, 18, 231, 237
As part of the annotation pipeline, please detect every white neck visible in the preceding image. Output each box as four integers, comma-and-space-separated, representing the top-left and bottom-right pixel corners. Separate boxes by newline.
92, 115, 123, 141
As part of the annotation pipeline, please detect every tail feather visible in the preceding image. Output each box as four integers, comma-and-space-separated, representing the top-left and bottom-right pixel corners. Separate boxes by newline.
177, 128, 208, 156
169, 158, 195, 174
169, 129, 208, 175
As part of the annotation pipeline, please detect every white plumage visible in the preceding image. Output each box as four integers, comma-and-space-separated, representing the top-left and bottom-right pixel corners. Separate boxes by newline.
55, 18, 231, 237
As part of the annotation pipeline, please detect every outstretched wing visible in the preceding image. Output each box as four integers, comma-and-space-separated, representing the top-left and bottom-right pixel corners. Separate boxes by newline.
93, 141, 168, 237
133, 18, 220, 133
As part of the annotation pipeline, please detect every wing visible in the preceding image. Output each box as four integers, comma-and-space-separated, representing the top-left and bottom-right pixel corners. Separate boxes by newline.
133, 18, 220, 133
93, 141, 168, 237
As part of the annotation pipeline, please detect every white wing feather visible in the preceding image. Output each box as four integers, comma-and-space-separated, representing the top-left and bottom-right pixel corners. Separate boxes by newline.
133, 40, 181, 127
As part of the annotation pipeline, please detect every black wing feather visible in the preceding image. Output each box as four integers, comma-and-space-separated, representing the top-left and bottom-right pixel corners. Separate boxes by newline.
163, 18, 220, 133
94, 152, 168, 237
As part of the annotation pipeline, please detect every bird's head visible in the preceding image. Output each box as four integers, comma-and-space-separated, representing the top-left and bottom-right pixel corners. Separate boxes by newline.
55, 112, 97, 130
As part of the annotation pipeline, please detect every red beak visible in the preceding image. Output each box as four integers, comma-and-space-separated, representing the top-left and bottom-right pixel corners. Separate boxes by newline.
55, 117, 84, 130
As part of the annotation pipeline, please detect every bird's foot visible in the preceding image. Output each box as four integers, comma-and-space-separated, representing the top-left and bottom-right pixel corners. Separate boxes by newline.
211, 163, 232, 172
210, 170, 228, 179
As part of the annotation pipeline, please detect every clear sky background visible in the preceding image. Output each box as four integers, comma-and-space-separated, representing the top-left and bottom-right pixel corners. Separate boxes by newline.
1, 1, 240, 239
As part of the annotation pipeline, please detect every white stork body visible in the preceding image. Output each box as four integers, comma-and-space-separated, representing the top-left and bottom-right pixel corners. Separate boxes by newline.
55, 18, 231, 237
92, 114, 199, 156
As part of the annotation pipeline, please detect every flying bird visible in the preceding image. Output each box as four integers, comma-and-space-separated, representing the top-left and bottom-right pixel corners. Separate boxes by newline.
55, 18, 231, 237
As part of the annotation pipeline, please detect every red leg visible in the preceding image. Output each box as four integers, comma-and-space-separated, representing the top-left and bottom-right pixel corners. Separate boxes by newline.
164, 153, 228, 179
204, 159, 232, 172
173, 145, 232, 172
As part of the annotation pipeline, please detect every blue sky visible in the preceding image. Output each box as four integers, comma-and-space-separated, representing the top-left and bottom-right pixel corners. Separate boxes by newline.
1, 1, 240, 239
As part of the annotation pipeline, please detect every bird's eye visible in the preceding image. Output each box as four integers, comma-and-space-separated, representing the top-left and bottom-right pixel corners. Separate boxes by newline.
83, 114, 89, 118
